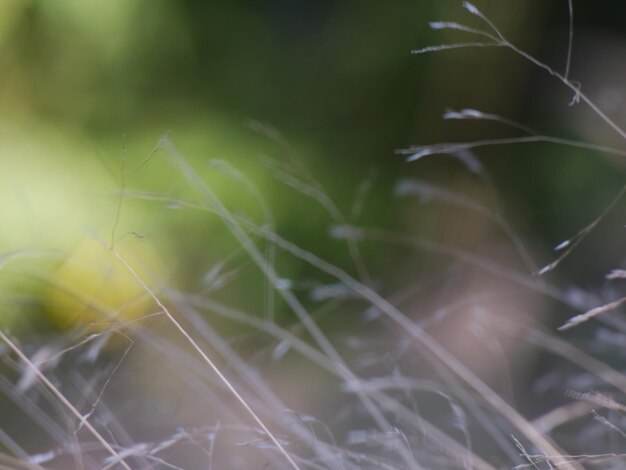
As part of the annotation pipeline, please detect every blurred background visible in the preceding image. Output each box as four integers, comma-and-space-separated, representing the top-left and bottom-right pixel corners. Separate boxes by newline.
0, 0, 624, 281
1, 0, 626, 468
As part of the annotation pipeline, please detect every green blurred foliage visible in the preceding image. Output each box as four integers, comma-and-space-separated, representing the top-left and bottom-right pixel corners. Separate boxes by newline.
1, 0, 623, 329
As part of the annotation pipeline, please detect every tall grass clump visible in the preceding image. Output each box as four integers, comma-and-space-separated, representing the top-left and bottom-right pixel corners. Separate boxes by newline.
1, 1, 626, 469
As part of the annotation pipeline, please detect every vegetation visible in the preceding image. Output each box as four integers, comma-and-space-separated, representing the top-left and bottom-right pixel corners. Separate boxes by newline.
1, 1, 626, 469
